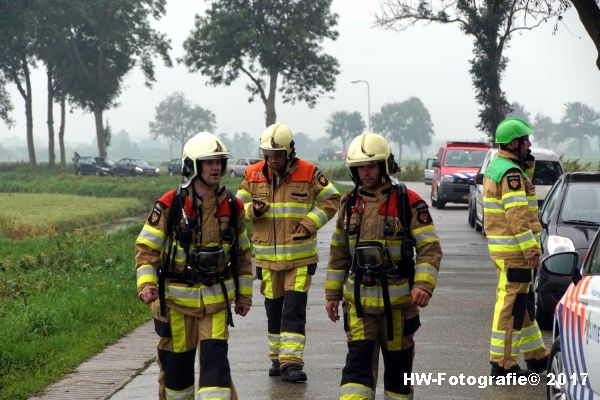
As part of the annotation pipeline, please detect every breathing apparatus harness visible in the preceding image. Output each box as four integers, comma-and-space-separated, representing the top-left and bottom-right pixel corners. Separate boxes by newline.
158, 185, 241, 327
343, 183, 415, 339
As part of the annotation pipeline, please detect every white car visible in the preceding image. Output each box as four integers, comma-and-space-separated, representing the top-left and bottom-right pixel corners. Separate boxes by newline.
424, 158, 435, 185
469, 148, 563, 233
542, 231, 600, 400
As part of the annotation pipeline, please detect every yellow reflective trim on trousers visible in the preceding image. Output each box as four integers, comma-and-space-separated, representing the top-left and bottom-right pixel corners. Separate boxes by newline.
294, 266, 308, 292
340, 382, 375, 400
197, 386, 232, 400
492, 259, 507, 330
211, 308, 227, 340
348, 304, 366, 340
384, 389, 413, 399
235, 189, 251, 203
262, 269, 274, 298
166, 385, 195, 400
171, 309, 187, 353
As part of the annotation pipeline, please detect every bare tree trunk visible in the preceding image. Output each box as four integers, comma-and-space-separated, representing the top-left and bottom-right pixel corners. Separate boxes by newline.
571, 0, 600, 70
59, 95, 66, 169
93, 102, 106, 158
22, 57, 36, 166
46, 66, 56, 167
265, 70, 278, 126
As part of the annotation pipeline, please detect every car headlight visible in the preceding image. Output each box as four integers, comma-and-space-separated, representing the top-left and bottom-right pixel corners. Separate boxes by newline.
547, 235, 575, 254
135, 167, 143, 172
441, 175, 455, 183
156, 168, 160, 173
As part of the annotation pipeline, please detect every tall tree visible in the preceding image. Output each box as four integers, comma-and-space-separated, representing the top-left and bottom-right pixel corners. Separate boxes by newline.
0, 1, 38, 165
181, 0, 340, 127
55, 0, 171, 158
326, 111, 365, 152
567, 0, 600, 70
149, 92, 216, 155
372, 98, 434, 161
507, 101, 530, 122
0, 74, 14, 127
377, 1, 562, 141
532, 113, 557, 149
557, 102, 600, 158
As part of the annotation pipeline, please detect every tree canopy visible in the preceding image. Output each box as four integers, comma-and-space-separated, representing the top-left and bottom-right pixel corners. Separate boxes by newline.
181, 0, 340, 127
326, 111, 365, 151
372, 97, 434, 161
149, 92, 216, 156
557, 102, 600, 158
377, 0, 563, 141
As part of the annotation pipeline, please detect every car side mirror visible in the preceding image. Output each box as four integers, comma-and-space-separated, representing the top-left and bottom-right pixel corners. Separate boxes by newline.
432, 160, 440, 168
475, 173, 483, 185
541, 251, 581, 284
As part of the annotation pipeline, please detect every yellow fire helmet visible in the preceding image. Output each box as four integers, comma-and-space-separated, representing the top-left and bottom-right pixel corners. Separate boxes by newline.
259, 122, 296, 159
346, 131, 398, 177
181, 131, 231, 187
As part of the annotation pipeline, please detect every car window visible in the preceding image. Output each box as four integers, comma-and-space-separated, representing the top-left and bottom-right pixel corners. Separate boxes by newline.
134, 159, 150, 167
583, 231, 600, 275
250, 158, 261, 164
560, 182, 600, 224
533, 161, 563, 185
236, 160, 244, 165
443, 149, 488, 167
540, 178, 563, 225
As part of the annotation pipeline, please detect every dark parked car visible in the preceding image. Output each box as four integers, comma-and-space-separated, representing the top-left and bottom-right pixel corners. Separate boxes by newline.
167, 158, 182, 176
113, 158, 160, 177
534, 172, 600, 329
73, 156, 97, 176
228, 157, 262, 177
94, 157, 115, 176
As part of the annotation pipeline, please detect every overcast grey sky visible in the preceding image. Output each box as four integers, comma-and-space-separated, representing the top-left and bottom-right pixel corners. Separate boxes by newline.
2, 0, 600, 148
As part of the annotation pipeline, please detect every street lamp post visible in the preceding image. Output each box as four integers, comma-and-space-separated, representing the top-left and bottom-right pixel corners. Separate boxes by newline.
351, 79, 371, 131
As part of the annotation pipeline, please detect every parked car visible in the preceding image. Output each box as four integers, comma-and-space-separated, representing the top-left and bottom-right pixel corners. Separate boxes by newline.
73, 156, 97, 176
541, 241, 600, 400
424, 158, 435, 185
167, 158, 182, 176
94, 157, 115, 176
534, 172, 600, 329
431, 141, 490, 208
113, 158, 160, 177
228, 157, 262, 177
469, 148, 563, 233
318, 149, 337, 161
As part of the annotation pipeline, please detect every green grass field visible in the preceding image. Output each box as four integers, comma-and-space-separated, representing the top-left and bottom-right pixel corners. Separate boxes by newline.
0, 193, 145, 239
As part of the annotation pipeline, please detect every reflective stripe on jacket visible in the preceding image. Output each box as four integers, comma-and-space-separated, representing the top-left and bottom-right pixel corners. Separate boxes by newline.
236, 159, 340, 271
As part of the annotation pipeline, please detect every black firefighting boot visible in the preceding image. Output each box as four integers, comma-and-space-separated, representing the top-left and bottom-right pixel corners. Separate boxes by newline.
281, 364, 307, 383
269, 361, 281, 376
526, 356, 548, 373
490, 362, 532, 377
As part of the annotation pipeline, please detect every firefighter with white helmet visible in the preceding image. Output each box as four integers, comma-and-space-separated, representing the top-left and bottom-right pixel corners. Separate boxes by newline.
484, 118, 548, 376
236, 122, 340, 382
135, 132, 253, 399
326, 131, 442, 399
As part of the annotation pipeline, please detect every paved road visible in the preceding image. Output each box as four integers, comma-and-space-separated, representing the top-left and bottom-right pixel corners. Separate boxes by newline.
31, 182, 551, 400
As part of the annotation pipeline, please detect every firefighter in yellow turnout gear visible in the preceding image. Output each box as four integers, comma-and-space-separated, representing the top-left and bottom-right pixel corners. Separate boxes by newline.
135, 132, 253, 400
236, 122, 340, 382
483, 118, 548, 376
326, 132, 442, 399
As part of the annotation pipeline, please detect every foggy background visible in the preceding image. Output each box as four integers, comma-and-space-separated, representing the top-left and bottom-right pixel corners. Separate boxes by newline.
1, 0, 599, 162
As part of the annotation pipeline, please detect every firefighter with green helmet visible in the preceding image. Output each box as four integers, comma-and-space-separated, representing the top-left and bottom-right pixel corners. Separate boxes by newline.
326, 131, 442, 399
483, 117, 548, 376
135, 132, 254, 399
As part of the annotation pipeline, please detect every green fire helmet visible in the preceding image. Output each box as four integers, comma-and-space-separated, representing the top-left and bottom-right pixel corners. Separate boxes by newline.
495, 117, 533, 144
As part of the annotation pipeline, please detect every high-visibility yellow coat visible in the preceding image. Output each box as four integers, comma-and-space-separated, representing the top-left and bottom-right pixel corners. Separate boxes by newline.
483, 149, 542, 267
135, 186, 253, 317
236, 158, 340, 271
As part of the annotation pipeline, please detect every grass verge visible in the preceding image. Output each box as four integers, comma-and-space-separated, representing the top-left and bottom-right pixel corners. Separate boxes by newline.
0, 193, 145, 239
0, 226, 148, 400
